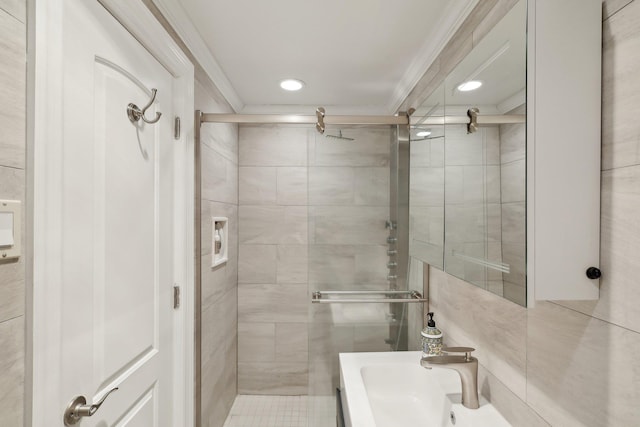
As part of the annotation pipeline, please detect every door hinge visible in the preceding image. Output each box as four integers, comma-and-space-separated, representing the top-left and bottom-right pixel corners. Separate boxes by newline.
173, 285, 180, 309
174, 116, 181, 140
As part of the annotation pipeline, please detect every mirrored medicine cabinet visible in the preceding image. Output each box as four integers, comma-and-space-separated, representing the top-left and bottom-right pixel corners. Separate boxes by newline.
408, 0, 602, 307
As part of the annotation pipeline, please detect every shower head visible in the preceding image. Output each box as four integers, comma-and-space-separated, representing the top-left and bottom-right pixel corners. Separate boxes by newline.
324, 130, 355, 141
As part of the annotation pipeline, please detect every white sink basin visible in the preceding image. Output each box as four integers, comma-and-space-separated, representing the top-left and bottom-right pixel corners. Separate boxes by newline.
339, 351, 511, 427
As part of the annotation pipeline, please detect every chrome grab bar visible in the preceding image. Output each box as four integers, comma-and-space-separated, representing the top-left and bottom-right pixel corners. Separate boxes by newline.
311, 290, 428, 304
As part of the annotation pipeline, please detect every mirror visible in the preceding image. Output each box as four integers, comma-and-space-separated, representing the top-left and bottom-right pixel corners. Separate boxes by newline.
410, 0, 527, 306
409, 84, 445, 269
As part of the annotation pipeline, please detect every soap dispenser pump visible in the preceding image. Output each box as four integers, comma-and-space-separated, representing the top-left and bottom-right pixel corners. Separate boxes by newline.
421, 312, 443, 357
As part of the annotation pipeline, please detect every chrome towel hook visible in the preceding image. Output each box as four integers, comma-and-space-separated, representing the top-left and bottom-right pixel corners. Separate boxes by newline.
127, 88, 162, 124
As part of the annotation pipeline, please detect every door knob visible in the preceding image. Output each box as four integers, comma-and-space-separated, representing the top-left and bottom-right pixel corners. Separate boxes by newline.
64, 387, 118, 426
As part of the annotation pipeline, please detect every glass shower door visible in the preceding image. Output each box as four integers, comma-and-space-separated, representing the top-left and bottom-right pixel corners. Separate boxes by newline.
306, 125, 423, 426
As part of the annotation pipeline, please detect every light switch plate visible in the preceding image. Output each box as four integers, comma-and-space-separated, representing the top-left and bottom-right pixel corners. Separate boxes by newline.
0, 200, 21, 260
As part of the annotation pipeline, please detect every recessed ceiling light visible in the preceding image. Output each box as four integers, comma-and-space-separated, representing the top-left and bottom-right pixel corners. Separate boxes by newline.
457, 80, 482, 92
416, 130, 432, 137
280, 79, 305, 91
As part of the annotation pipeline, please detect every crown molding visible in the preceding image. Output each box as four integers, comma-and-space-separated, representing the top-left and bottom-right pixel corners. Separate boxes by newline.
151, 0, 244, 112
386, 0, 479, 114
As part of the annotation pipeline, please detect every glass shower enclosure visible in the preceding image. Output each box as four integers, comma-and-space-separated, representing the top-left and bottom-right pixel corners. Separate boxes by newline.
306, 122, 424, 426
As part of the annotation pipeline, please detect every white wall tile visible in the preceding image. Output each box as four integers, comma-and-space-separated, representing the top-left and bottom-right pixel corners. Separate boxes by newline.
238, 322, 275, 362
311, 206, 387, 245
238, 284, 307, 323
201, 247, 238, 313
238, 362, 308, 395
445, 125, 484, 166
477, 365, 549, 427
275, 323, 308, 362
502, 242, 525, 287
277, 167, 307, 205
410, 168, 444, 207
0, 9, 25, 170
527, 302, 640, 426
499, 121, 525, 165
239, 206, 308, 245
239, 167, 277, 205
239, 125, 308, 167
445, 203, 494, 244
604, 0, 635, 20
201, 287, 237, 371
410, 139, 431, 167
277, 245, 308, 284
410, 206, 445, 248
201, 143, 238, 204
308, 245, 359, 286
308, 167, 355, 206
483, 126, 501, 165
500, 159, 525, 203
602, 0, 640, 170
0, 1, 25, 22
0, 275, 23, 323
0, 316, 23, 427
354, 167, 390, 206
201, 316, 237, 427
238, 244, 277, 284
354, 245, 389, 286
501, 202, 525, 244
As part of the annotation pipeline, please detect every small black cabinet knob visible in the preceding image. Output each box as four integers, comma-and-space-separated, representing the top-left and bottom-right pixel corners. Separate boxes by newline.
586, 267, 601, 280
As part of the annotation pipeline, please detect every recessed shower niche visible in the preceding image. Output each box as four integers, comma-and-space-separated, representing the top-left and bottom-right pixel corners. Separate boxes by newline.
212, 216, 229, 268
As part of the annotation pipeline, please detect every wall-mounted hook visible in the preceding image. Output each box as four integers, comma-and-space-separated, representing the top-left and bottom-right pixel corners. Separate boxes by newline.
127, 88, 162, 124
316, 107, 325, 134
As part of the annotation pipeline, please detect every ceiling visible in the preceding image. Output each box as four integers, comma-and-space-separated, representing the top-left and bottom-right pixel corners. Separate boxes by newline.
157, 0, 477, 114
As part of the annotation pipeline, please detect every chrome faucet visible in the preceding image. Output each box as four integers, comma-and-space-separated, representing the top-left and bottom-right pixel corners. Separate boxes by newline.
420, 347, 479, 409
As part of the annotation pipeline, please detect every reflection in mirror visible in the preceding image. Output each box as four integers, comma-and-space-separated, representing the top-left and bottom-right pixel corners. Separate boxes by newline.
409, 84, 445, 269
409, 0, 527, 306
443, 0, 526, 306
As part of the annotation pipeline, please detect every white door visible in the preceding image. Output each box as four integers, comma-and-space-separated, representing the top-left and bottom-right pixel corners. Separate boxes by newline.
32, 0, 189, 425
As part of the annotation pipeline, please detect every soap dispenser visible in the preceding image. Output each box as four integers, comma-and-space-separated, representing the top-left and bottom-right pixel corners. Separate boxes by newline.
421, 312, 443, 357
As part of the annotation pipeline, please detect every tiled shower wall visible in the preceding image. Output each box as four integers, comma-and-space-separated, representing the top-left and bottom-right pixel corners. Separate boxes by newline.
237, 125, 310, 395
424, 1, 640, 426
196, 77, 239, 427
0, 0, 25, 425
237, 125, 391, 395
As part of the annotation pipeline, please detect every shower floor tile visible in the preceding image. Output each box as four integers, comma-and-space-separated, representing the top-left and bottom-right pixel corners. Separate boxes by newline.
223, 395, 308, 427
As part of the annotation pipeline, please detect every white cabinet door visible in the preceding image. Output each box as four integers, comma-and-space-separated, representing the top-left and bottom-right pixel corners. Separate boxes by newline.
527, 0, 601, 301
